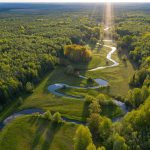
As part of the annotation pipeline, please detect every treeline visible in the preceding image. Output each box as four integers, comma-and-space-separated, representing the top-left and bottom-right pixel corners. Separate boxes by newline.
115, 11, 150, 150
119, 96, 150, 150
116, 13, 150, 103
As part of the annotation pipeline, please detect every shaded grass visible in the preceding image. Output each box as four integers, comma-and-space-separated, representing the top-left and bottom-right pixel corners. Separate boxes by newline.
0, 116, 77, 150
0, 93, 30, 121
101, 104, 123, 119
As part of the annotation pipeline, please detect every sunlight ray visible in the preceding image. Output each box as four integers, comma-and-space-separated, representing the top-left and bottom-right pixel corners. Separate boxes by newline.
104, 2, 114, 40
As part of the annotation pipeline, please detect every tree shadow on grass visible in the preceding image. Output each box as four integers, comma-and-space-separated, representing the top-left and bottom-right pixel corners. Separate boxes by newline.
117, 48, 138, 70
43, 66, 88, 93
81, 102, 89, 122
41, 123, 61, 150
29, 118, 51, 150
28, 117, 62, 150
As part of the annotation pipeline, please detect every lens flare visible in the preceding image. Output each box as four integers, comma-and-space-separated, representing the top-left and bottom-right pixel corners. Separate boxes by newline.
104, 2, 113, 40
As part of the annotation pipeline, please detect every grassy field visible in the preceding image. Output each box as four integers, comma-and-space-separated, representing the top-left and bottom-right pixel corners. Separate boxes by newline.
61, 41, 135, 98
19, 70, 88, 121
0, 116, 78, 150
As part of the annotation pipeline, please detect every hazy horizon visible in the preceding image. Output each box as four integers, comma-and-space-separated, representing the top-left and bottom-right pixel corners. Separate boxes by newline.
0, 0, 150, 3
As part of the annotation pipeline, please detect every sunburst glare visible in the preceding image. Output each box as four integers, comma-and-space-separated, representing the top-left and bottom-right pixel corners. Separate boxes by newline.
104, 2, 113, 40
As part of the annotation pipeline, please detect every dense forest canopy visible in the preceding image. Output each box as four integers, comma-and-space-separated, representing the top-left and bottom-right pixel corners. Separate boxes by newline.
0, 4, 101, 105
113, 5, 150, 150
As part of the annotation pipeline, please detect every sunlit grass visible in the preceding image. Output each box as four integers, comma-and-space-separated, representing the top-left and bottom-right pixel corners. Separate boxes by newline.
0, 116, 77, 150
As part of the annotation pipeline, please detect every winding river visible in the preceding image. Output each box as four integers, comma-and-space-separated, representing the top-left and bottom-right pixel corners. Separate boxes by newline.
0, 27, 128, 129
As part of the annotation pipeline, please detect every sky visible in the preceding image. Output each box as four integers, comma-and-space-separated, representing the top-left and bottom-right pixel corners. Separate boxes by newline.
0, 0, 150, 3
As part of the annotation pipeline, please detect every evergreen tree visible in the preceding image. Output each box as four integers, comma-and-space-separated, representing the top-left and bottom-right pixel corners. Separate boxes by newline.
89, 101, 101, 114
86, 143, 96, 150
25, 82, 34, 93
52, 112, 62, 123
74, 125, 92, 150
113, 134, 128, 150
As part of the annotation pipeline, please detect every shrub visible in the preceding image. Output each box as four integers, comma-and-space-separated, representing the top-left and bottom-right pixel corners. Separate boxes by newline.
25, 82, 34, 93
87, 113, 101, 139
89, 101, 101, 114
74, 125, 92, 150
97, 146, 106, 150
96, 94, 106, 104
33, 112, 41, 117
122, 55, 127, 62
43, 110, 52, 120
113, 133, 128, 150
86, 143, 96, 150
52, 112, 62, 123
85, 95, 96, 104
87, 77, 94, 84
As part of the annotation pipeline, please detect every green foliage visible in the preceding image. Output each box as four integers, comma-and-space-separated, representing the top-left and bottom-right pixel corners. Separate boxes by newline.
80, 25, 100, 44
129, 69, 150, 87
122, 55, 127, 62
90, 37, 98, 45
89, 101, 101, 114
87, 77, 94, 84
34, 111, 62, 123
130, 33, 150, 65
97, 146, 106, 150
0, 7, 100, 105
74, 125, 92, 150
96, 94, 114, 106
85, 95, 96, 104
96, 94, 106, 101
52, 112, 62, 123
25, 82, 34, 93
43, 110, 52, 121
87, 113, 101, 139
127, 86, 149, 107
118, 96, 150, 150
99, 117, 112, 141
113, 133, 128, 150
86, 143, 96, 150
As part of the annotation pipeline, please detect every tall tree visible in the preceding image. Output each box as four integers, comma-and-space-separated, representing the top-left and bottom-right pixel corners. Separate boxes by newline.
113, 134, 128, 150
74, 125, 92, 150
86, 143, 96, 150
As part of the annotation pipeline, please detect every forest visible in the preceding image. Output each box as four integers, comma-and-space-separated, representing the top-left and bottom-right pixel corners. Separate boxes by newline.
0, 3, 150, 150
0, 5, 100, 106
